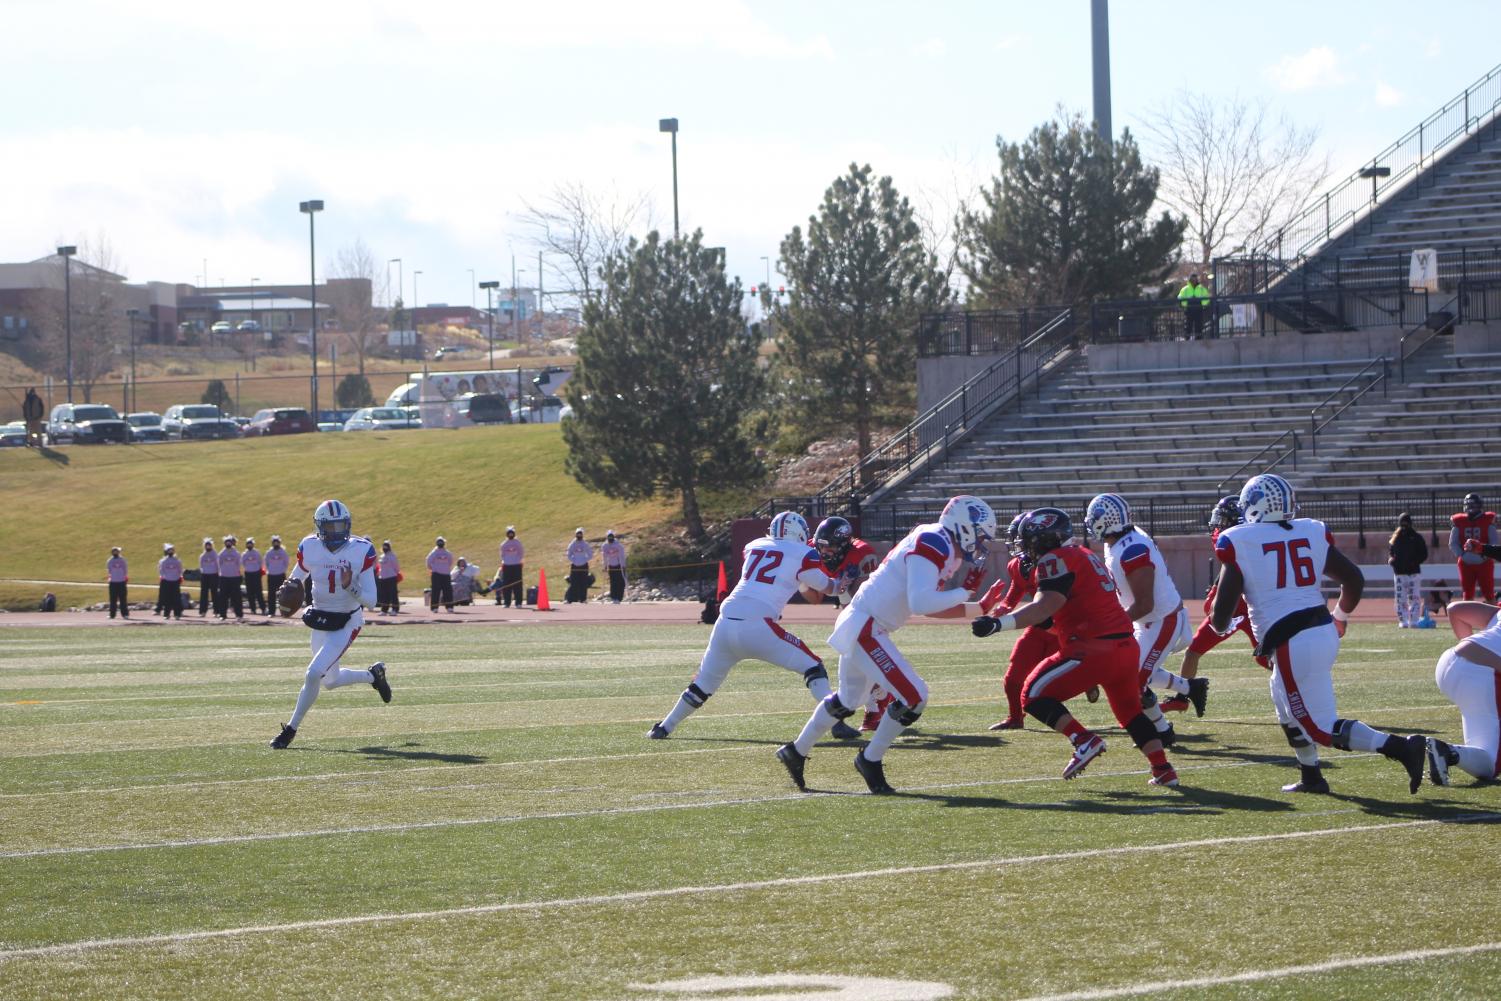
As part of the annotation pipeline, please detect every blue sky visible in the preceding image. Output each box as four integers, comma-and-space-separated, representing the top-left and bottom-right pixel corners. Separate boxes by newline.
3, 0, 1498, 308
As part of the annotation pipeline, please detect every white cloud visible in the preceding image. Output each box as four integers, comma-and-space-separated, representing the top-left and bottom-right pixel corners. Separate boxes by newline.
1265, 46, 1349, 92
915, 38, 946, 59
1375, 82, 1405, 107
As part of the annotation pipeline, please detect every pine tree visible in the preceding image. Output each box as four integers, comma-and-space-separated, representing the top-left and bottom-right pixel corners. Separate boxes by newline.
562, 230, 765, 541
774, 163, 950, 458
959, 112, 1184, 308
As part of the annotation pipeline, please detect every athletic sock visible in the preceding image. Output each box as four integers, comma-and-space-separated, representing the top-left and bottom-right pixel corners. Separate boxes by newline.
1341, 721, 1389, 754
325, 668, 373, 689
793, 703, 838, 756
660, 695, 697, 733
1294, 744, 1320, 767
806, 676, 832, 701
1454, 744, 1496, 780
288, 680, 321, 729
1061, 718, 1091, 746
1145, 702, 1171, 733
1147, 666, 1190, 696
1145, 747, 1170, 769
864, 712, 906, 762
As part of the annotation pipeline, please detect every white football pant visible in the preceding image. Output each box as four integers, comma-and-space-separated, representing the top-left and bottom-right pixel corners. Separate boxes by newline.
1434, 647, 1500, 780
287, 618, 373, 730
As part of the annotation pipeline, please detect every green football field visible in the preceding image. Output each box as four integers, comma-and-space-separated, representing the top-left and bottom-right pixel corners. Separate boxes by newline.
2, 620, 1499, 1000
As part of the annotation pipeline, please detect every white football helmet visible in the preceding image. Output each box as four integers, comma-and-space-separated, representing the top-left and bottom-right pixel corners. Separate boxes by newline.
1239, 474, 1297, 524
940, 494, 998, 567
1084, 493, 1132, 539
314, 498, 352, 549
769, 511, 809, 544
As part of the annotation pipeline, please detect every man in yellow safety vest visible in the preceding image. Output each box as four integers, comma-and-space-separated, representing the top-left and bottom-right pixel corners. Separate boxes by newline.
1178, 273, 1211, 339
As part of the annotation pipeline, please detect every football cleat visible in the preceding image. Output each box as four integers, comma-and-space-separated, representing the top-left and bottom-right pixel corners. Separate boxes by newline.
1426, 737, 1456, 787
1063, 735, 1106, 780
1402, 733, 1427, 794
1159, 693, 1191, 714
988, 717, 1024, 731
1187, 676, 1210, 717
1148, 764, 1180, 787
1282, 764, 1330, 794
369, 662, 392, 704
1085, 685, 1101, 703
776, 743, 807, 791
270, 724, 297, 750
830, 720, 862, 740
854, 750, 895, 794
647, 722, 671, 740
860, 711, 883, 733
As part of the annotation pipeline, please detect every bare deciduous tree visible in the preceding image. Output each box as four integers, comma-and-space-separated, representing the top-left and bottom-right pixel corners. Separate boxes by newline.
1139, 91, 1330, 270
517, 181, 655, 306
24, 237, 127, 403
325, 238, 385, 376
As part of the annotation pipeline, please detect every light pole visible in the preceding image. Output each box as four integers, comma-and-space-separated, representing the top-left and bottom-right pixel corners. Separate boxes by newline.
479, 280, 500, 368
658, 118, 679, 239
299, 199, 324, 418
57, 245, 77, 402
125, 307, 139, 414
510, 255, 518, 344
412, 270, 422, 341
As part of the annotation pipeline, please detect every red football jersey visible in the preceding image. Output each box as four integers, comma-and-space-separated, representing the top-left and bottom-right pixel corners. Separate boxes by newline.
830, 538, 878, 579
1452, 511, 1497, 546
1035, 543, 1132, 641
981, 555, 1036, 614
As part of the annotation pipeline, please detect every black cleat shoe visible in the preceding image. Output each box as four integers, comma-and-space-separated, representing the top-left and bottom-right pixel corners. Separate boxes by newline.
830, 720, 862, 740
647, 722, 671, 740
854, 750, 895, 794
776, 743, 807, 791
270, 724, 297, 750
1187, 676, 1210, 718
369, 662, 392, 703
1402, 733, 1427, 794
1427, 737, 1455, 787
1281, 764, 1330, 794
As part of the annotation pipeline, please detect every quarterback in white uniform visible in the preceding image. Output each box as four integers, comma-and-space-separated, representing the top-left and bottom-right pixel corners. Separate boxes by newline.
777, 495, 996, 795
270, 499, 392, 749
1426, 600, 1501, 784
648, 512, 854, 739
1211, 474, 1425, 794
1086, 493, 1209, 739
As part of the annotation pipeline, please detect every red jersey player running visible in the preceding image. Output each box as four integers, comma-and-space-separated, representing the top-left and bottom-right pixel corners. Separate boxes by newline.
979, 512, 1059, 731
972, 508, 1179, 786
1450, 493, 1498, 602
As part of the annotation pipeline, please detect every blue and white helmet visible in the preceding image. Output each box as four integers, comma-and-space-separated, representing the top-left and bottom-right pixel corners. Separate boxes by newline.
1084, 493, 1132, 539
314, 498, 352, 549
768, 510, 809, 545
1239, 474, 1297, 524
940, 494, 998, 567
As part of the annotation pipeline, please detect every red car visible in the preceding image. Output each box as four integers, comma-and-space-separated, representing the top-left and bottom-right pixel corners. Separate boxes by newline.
248, 407, 316, 436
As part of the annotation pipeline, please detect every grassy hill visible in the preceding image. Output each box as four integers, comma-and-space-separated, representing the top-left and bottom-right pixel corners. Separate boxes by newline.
0, 426, 672, 610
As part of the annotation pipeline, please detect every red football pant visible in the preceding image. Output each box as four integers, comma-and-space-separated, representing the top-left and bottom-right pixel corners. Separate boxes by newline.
1458, 561, 1496, 602
1022, 636, 1141, 728
1001, 625, 1059, 718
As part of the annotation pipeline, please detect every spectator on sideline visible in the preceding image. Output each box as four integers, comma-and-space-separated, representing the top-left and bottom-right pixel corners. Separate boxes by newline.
427, 536, 455, 612
601, 530, 627, 603
1389, 513, 1429, 628
452, 557, 481, 605
217, 535, 244, 620
157, 543, 183, 620
1451, 493, 1498, 602
566, 528, 593, 603
264, 535, 289, 615
497, 526, 525, 607
241, 537, 266, 615
198, 538, 218, 618
377, 540, 402, 614
106, 547, 129, 619
1178, 272, 1211, 340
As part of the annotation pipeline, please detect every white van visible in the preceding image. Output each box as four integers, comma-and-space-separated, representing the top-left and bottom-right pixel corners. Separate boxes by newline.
385, 382, 420, 407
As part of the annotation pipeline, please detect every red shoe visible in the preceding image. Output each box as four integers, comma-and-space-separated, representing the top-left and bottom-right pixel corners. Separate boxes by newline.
1160, 693, 1191, 713
1063, 735, 1106, 780
1149, 763, 1180, 787
988, 717, 1024, 731
860, 711, 882, 732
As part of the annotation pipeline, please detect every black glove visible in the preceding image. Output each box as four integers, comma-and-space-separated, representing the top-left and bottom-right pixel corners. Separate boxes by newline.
972, 615, 1000, 638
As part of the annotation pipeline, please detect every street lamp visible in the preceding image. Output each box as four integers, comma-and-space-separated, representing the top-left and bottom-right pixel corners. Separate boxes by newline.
299, 199, 324, 418
1360, 165, 1392, 205
125, 308, 139, 414
387, 258, 402, 309
659, 117, 679, 239
57, 245, 77, 402
479, 280, 500, 368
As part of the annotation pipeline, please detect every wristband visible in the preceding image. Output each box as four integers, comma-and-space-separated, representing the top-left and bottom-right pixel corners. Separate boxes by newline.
1331, 605, 1351, 623
997, 614, 1017, 632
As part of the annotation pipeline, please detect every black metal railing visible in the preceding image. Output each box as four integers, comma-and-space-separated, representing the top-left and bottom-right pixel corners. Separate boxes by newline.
1308, 355, 1390, 452
1215, 429, 1301, 493
916, 304, 1070, 357
1399, 291, 1463, 381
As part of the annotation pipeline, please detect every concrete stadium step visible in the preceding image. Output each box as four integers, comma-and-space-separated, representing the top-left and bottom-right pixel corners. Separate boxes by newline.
1073, 358, 1377, 384
1055, 372, 1377, 394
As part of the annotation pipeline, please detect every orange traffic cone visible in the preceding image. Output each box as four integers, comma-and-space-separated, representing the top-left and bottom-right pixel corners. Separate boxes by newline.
535, 568, 552, 611
716, 560, 728, 601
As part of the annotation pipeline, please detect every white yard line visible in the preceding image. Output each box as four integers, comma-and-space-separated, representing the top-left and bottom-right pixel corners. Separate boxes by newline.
0, 816, 1493, 962
1012, 942, 1501, 1001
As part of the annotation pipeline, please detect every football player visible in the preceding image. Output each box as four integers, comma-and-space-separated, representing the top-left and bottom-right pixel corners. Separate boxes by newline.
1085, 493, 1208, 740
979, 512, 1059, 731
1210, 474, 1426, 794
777, 495, 998, 794
648, 512, 857, 740
809, 515, 892, 731
270, 499, 392, 749
972, 508, 1179, 786
1426, 598, 1501, 785
1450, 493, 1498, 602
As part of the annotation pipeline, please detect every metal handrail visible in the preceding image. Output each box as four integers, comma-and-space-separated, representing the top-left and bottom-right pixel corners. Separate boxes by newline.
1216, 428, 1300, 492
1399, 291, 1462, 381
1307, 355, 1390, 451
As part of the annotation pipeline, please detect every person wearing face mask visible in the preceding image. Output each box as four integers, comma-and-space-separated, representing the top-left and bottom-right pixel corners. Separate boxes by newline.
197, 538, 218, 617
264, 536, 289, 616
377, 540, 402, 614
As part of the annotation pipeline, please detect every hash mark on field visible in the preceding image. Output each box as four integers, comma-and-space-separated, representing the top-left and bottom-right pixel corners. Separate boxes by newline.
1013, 941, 1501, 1000
0, 817, 1494, 962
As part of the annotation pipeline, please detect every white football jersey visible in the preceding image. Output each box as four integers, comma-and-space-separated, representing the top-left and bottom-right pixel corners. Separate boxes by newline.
292, 534, 379, 614
848, 522, 964, 633
1105, 527, 1182, 625
1215, 517, 1334, 640
720, 536, 829, 620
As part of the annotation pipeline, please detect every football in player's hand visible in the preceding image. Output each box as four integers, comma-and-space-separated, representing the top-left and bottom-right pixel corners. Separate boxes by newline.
276, 578, 306, 617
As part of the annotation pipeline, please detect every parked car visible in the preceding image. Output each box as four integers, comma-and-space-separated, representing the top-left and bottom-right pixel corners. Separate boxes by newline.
46, 403, 130, 444
316, 408, 356, 432
210, 321, 233, 334
510, 396, 566, 424
433, 345, 471, 360
162, 404, 241, 440
236, 319, 262, 333
456, 393, 512, 425
0, 421, 27, 447
125, 412, 167, 443
343, 406, 421, 431
247, 407, 315, 436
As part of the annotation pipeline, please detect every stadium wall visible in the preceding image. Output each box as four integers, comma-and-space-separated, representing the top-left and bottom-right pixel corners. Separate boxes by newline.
1084, 325, 1407, 373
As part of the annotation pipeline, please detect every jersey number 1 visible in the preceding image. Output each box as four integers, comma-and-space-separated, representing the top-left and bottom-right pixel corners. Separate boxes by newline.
743, 549, 783, 584
1261, 539, 1316, 588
